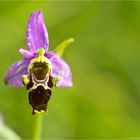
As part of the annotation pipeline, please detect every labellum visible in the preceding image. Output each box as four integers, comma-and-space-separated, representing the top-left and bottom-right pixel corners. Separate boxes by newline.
22, 48, 54, 114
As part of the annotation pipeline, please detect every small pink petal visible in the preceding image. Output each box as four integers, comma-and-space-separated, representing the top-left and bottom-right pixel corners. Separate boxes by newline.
18, 48, 35, 58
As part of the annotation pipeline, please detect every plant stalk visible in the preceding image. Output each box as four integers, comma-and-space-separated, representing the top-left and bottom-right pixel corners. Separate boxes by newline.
32, 114, 43, 140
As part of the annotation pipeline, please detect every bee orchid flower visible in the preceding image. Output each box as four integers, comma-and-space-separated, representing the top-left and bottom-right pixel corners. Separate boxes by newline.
4, 11, 74, 114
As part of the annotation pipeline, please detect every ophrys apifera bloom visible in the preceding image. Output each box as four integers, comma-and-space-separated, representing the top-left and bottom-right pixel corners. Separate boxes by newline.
4, 11, 74, 114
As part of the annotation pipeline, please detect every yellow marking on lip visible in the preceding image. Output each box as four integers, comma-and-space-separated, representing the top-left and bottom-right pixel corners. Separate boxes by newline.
22, 75, 30, 85
34, 110, 45, 114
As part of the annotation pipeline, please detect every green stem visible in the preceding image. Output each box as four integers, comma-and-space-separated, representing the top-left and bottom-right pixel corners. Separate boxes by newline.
32, 114, 43, 140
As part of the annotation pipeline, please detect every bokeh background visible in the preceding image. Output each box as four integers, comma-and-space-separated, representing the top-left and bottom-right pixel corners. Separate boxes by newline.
1, 1, 140, 139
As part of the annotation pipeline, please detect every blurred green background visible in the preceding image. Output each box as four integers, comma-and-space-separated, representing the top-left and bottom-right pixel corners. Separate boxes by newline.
1, 1, 140, 139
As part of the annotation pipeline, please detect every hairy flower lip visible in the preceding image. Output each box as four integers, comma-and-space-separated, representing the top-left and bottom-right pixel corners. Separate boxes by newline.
4, 10, 73, 87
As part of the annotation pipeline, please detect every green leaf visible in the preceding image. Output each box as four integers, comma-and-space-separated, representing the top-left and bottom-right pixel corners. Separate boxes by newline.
55, 38, 74, 57
0, 123, 22, 140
